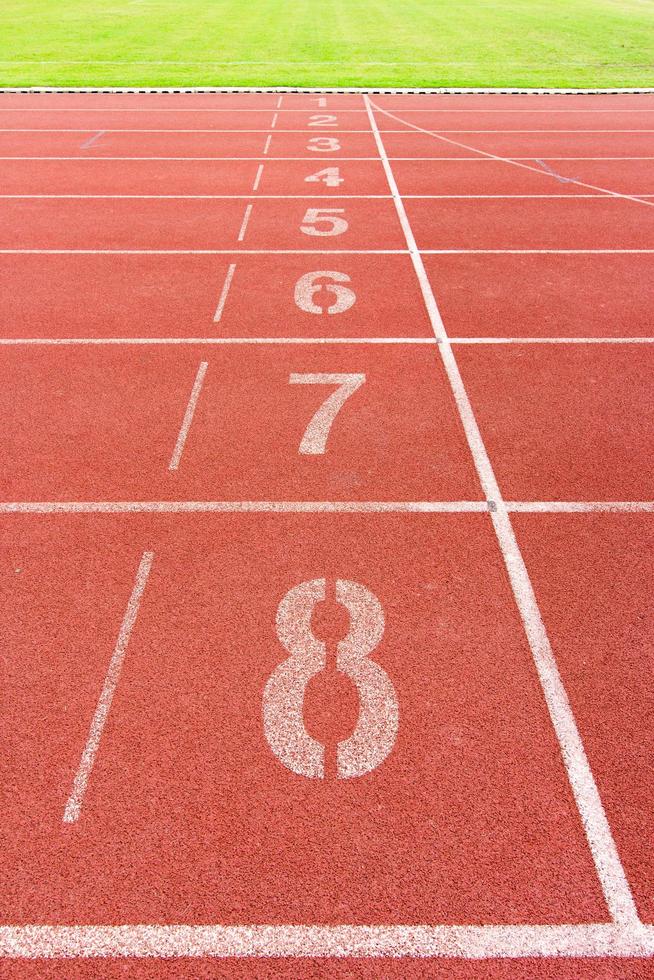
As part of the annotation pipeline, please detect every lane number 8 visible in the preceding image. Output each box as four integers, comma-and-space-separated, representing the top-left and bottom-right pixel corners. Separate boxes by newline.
263, 578, 399, 779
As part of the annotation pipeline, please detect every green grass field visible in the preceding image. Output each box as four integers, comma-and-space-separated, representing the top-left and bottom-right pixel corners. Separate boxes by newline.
3, 0, 654, 89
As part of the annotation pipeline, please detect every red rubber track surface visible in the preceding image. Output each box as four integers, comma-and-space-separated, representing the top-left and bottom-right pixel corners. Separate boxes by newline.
2, 92, 654, 976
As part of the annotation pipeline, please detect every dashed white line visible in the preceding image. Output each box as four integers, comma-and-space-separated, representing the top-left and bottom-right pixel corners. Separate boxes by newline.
168, 360, 208, 471
251, 164, 264, 191
213, 263, 236, 323
237, 203, 253, 241
263, 134, 272, 154
62, 550, 153, 823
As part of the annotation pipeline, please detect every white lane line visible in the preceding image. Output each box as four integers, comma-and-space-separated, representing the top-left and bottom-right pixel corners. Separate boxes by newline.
2, 106, 653, 112
0, 194, 394, 199
2, 336, 653, 346
0, 249, 408, 254
1, 500, 653, 515
4, 155, 654, 161
5, 128, 654, 133
263, 134, 272, 154
237, 203, 253, 241
213, 263, 236, 322
276, 95, 283, 109
452, 337, 654, 344
168, 361, 208, 471
421, 249, 654, 254
2, 921, 654, 958
508, 501, 654, 513
0, 336, 434, 345
62, 551, 153, 823
365, 93, 641, 927
252, 164, 264, 191
0, 501, 488, 514
270, 113, 279, 128
371, 102, 654, 210
4, 249, 654, 255
2, 194, 653, 200
79, 130, 105, 149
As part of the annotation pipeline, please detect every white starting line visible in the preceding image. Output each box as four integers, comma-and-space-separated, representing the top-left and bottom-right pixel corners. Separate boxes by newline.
2, 922, 654, 959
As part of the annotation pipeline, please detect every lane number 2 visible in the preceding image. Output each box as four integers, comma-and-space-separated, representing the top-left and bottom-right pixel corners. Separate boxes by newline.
289, 373, 365, 454
263, 578, 399, 779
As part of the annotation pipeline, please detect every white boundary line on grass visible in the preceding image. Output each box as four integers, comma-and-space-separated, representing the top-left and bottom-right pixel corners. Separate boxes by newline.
365, 92, 641, 926
1, 87, 653, 93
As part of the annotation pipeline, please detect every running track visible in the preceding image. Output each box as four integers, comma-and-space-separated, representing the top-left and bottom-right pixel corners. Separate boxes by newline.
2, 91, 654, 977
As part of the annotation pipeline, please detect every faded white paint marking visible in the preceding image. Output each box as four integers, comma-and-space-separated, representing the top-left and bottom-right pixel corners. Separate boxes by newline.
62, 551, 153, 823
263, 134, 272, 155
168, 360, 208, 471
79, 130, 105, 149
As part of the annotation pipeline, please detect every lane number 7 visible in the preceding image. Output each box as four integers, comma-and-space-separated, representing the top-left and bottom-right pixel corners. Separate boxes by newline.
289, 373, 366, 454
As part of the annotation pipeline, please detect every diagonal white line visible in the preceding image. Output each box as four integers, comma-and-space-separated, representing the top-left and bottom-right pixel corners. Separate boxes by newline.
371, 102, 654, 210
62, 551, 153, 823
365, 93, 641, 927
237, 203, 253, 242
213, 263, 236, 322
168, 361, 208, 470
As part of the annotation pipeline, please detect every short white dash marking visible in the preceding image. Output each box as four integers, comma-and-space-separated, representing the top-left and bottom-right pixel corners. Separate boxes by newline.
276, 95, 283, 109
62, 551, 153, 823
237, 203, 253, 242
168, 360, 208, 471
271, 112, 279, 128
263, 134, 272, 155
252, 163, 264, 192
213, 263, 236, 322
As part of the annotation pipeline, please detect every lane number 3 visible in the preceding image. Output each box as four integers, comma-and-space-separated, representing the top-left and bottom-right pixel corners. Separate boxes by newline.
263, 578, 399, 779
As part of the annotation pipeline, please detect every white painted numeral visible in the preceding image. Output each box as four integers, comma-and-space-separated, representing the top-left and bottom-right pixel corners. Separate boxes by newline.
294, 270, 356, 315
263, 578, 398, 779
300, 207, 348, 237
307, 137, 341, 153
289, 372, 365, 454
304, 167, 344, 188
308, 114, 338, 127
312, 97, 327, 108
